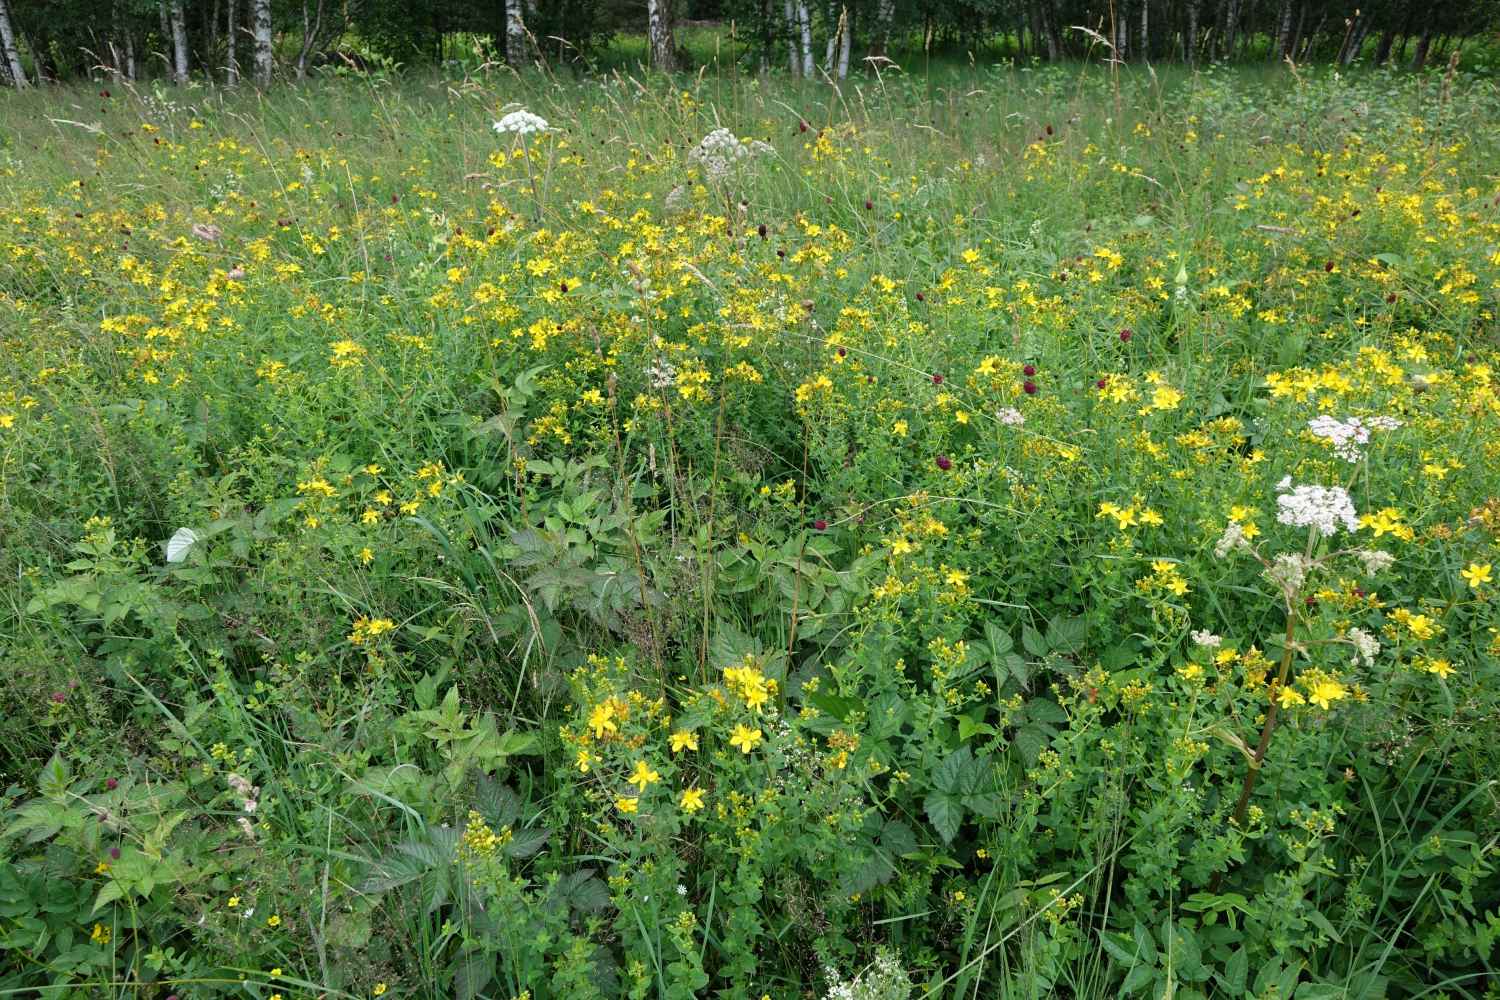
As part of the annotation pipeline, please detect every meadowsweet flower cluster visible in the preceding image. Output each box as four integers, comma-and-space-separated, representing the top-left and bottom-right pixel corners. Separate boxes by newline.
1275, 478, 1360, 537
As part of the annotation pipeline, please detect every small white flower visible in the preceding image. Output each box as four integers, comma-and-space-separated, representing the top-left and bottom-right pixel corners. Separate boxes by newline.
997, 406, 1025, 426
689, 127, 771, 181
1354, 548, 1395, 575
1191, 629, 1222, 649
1307, 414, 1400, 463
493, 109, 550, 136
1213, 521, 1250, 559
1266, 552, 1313, 597
1276, 480, 1359, 537
1346, 627, 1380, 666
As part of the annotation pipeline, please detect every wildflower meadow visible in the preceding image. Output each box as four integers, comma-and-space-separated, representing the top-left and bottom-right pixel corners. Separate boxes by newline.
2, 54, 1500, 1000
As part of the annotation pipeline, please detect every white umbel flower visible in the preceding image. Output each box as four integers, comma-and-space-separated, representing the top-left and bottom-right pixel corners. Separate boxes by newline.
1346, 627, 1381, 666
1307, 414, 1401, 463
997, 406, 1025, 426
690, 127, 773, 181
1275, 477, 1359, 537
1191, 629, 1223, 648
493, 109, 550, 136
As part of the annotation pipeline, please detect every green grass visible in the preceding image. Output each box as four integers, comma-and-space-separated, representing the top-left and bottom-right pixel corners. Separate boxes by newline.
1, 60, 1498, 999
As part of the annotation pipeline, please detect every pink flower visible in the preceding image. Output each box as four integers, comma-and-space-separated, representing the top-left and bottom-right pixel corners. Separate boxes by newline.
936, 455, 952, 471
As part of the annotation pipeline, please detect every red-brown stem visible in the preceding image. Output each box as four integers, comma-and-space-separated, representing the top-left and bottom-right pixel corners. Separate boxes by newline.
1228, 607, 1300, 828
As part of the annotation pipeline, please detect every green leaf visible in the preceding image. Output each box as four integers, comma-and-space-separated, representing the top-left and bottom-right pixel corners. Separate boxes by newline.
932, 746, 973, 795
1220, 947, 1248, 996
1011, 724, 1049, 765
984, 622, 1013, 659
1021, 624, 1048, 658
1045, 615, 1087, 655
91, 881, 125, 915
924, 792, 963, 844
38, 754, 72, 802
1122, 962, 1155, 993
453, 948, 494, 1000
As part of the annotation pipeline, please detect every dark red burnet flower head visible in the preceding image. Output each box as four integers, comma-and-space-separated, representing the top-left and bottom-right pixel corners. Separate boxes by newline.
1096, 378, 1108, 390
936, 455, 952, 471
1022, 363, 1036, 377
106, 778, 118, 791
1119, 328, 1133, 342
1023, 381, 1038, 395
864, 199, 873, 211
110, 847, 121, 860
757, 223, 768, 239
931, 373, 943, 384
813, 519, 828, 531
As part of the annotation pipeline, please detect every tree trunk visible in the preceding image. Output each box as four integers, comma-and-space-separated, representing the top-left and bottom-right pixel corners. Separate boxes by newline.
294, 0, 325, 79
1113, 0, 1129, 61
252, 0, 272, 86
1373, 25, 1395, 65
797, 1, 813, 77
0, 0, 23, 88
1273, 0, 1292, 59
505, 0, 524, 67
1341, 13, 1370, 66
166, 0, 189, 83
226, 0, 238, 83
1184, 0, 1198, 65
1139, 0, 1149, 61
1222, 0, 1241, 60
836, 6, 851, 78
647, 0, 675, 72
1042, 0, 1061, 60
1409, 23, 1431, 70
868, 0, 893, 59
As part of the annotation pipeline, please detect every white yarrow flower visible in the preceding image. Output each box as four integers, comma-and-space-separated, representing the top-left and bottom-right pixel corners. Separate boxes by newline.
1191, 629, 1222, 648
997, 406, 1025, 426
1214, 521, 1251, 559
1346, 627, 1380, 666
1275, 479, 1359, 537
1307, 414, 1401, 463
494, 110, 550, 136
690, 127, 773, 181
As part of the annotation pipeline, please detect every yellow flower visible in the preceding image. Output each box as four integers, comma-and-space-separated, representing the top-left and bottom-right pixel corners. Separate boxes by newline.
669, 729, 699, 753
615, 796, 639, 814
729, 724, 763, 754
359, 547, 375, 565
627, 760, 660, 792
374, 985, 388, 997
267, 914, 281, 928
90, 922, 111, 945
1275, 685, 1305, 708
1461, 563, 1492, 590
227, 896, 240, 908
1306, 677, 1348, 710
271, 968, 283, 977
1423, 658, 1455, 679
575, 749, 594, 773
679, 786, 706, 813
588, 702, 617, 739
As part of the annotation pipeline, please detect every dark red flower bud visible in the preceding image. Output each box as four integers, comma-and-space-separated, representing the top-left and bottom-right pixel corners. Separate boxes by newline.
1023, 381, 1038, 395
864, 200, 873, 210
106, 778, 118, 790
1324, 261, 1334, 272
915, 292, 925, 302
813, 519, 828, 531
1023, 364, 1036, 377
1096, 379, 1108, 389
110, 847, 121, 860
758, 224, 767, 238
1119, 328, 1133, 342
936, 455, 952, 471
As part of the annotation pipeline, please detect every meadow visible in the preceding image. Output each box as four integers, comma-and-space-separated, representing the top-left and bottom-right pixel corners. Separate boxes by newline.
2, 57, 1499, 999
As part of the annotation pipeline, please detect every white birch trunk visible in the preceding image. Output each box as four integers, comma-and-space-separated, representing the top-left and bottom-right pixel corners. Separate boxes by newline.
836, 6, 851, 78
167, 0, 190, 83
784, 0, 798, 75
505, 0, 524, 67
647, 0, 675, 72
871, 0, 893, 57
226, 0, 238, 84
797, 1, 813, 77
294, 0, 324, 79
1139, 0, 1148, 60
252, 0, 272, 87
0, 0, 23, 89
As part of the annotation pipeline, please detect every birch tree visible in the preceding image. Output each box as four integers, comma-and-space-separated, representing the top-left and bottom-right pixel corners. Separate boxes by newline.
165, 0, 189, 83
505, 0, 525, 67
226, 0, 238, 84
647, 0, 675, 72
252, 0, 272, 86
0, 0, 27, 88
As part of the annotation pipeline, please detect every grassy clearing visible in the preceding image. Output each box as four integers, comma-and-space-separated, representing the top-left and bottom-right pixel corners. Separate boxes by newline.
2, 61, 1499, 999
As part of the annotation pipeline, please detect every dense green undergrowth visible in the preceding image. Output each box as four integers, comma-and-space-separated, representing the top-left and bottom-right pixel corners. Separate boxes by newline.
1, 61, 1499, 999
